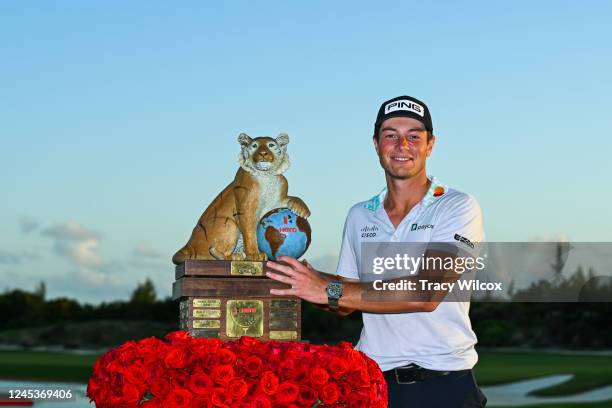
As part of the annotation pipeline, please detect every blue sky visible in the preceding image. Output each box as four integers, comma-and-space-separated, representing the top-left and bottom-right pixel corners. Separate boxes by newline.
1, 1, 611, 303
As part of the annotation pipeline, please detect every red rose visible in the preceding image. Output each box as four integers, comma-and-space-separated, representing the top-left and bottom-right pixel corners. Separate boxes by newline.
287, 366, 307, 385
164, 347, 188, 369
297, 385, 317, 406
120, 381, 142, 404
320, 382, 340, 405
141, 398, 163, 408
190, 395, 212, 408
164, 331, 192, 344
212, 387, 230, 408
218, 348, 237, 365
122, 361, 147, 386
163, 387, 193, 408
138, 337, 166, 364
276, 381, 299, 404
244, 355, 263, 376
252, 393, 273, 408
328, 357, 349, 379
172, 370, 191, 388
347, 368, 370, 388
239, 336, 260, 348
150, 377, 172, 398
309, 367, 329, 387
347, 390, 370, 408
226, 378, 248, 400
259, 371, 279, 395
212, 364, 235, 386
188, 372, 214, 395
277, 359, 295, 380
230, 400, 254, 408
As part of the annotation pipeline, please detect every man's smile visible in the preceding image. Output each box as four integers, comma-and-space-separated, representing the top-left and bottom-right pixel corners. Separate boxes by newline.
391, 156, 413, 162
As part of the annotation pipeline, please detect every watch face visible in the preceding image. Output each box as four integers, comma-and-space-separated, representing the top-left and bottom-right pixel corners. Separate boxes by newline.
327, 282, 343, 298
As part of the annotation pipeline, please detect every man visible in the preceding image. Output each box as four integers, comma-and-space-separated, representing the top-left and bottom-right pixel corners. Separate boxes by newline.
266, 95, 487, 407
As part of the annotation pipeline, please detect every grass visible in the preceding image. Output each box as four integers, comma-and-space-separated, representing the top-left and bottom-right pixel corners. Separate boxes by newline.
492, 401, 612, 408
1, 349, 612, 407
0, 350, 100, 383
474, 351, 612, 397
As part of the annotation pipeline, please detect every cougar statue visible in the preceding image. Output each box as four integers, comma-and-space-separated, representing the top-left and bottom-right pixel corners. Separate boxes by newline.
172, 133, 310, 264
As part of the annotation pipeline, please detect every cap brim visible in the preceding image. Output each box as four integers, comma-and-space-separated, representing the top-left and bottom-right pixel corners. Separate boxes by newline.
375, 112, 431, 131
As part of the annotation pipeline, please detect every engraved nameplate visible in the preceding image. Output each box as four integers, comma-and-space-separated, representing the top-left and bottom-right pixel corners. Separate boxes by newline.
271, 299, 298, 308
270, 330, 298, 340
194, 309, 221, 319
269, 319, 298, 330
190, 329, 220, 338
193, 299, 221, 308
270, 310, 297, 319
231, 261, 263, 276
193, 319, 221, 329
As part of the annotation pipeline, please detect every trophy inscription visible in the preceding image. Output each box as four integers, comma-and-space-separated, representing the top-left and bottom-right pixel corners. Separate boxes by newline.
226, 300, 264, 337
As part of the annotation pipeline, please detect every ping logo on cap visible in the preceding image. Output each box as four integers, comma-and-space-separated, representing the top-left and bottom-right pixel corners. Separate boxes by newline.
384, 99, 424, 117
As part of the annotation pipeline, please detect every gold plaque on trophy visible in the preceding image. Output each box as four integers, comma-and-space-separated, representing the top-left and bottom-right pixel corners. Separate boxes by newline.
193, 298, 221, 308
193, 309, 221, 319
226, 299, 264, 337
193, 319, 221, 329
230, 261, 263, 276
270, 330, 298, 340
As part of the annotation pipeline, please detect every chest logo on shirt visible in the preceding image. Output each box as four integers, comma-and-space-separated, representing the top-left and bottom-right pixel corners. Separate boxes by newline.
410, 223, 434, 231
360, 225, 379, 238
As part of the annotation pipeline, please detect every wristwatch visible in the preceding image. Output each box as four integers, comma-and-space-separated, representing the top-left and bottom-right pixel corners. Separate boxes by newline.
326, 281, 343, 312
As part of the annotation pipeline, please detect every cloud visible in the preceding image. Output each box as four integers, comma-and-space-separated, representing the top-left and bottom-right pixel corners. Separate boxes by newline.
0, 249, 41, 265
42, 220, 100, 241
133, 243, 163, 259
18, 215, 39, 234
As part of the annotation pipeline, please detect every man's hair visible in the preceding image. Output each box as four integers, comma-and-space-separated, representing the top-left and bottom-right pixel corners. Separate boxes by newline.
373, 131, 434, 142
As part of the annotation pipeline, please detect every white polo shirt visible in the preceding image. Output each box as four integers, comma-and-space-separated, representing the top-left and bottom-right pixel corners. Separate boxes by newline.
336, 177, 484, 372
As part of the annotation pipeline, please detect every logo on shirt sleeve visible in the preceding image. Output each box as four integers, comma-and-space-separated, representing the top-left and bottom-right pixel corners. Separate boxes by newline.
454, 233, 475, 249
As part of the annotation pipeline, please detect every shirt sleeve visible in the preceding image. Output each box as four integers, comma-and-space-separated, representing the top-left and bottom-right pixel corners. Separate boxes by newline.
431, 193, 484, 258
336, 208, 360, 280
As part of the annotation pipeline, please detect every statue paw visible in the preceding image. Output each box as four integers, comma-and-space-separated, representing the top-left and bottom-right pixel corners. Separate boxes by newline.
287, 197, 311, 218
245, 251, 267, 261
226, 252, 246, 261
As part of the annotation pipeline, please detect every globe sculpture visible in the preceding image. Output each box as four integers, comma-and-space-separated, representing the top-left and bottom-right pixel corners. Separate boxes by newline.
257, 208, 311, 260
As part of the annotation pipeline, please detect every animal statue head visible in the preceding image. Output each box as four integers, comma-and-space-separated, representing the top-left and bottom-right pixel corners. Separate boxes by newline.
238, 133, 290, 175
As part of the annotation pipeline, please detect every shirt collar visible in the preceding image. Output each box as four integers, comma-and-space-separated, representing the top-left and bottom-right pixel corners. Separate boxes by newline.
363, 176, 448, 212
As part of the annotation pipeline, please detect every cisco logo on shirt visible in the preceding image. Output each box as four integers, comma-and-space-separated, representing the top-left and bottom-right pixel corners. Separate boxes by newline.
360, 225, 378, 238
410, 223, 434, 231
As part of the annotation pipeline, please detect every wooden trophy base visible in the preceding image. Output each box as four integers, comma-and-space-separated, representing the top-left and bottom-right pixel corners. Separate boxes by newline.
173, 260, 301, 341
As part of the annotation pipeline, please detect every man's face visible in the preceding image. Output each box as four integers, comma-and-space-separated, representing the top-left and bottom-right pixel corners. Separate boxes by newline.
373, 117, 435, 180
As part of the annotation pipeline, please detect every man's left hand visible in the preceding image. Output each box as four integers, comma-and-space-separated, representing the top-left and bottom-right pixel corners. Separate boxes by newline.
266, 256, 328, 304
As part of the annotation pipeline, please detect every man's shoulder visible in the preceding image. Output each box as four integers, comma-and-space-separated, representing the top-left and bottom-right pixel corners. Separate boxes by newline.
435, 187, 479, 207
430, 185, 482, 222
345, 188, 387, 217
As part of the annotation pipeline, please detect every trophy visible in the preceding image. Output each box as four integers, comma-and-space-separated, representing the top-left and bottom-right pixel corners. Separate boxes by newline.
172, 133, 311, 341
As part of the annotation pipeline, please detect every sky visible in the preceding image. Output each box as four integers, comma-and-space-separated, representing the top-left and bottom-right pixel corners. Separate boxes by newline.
1, 1, 611, 303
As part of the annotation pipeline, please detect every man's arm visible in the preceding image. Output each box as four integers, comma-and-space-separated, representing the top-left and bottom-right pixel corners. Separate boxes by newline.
266, 252, 460, 314
301, 260, 360, 316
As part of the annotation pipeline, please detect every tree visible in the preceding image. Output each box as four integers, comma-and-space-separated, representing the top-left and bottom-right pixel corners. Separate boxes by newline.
550, 243, 567, 286
130, 278, 157, 304
34, 281, 46, 301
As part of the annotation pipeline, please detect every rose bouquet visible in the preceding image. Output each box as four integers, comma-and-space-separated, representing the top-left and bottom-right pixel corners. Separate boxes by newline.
87, 331, 387, 408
